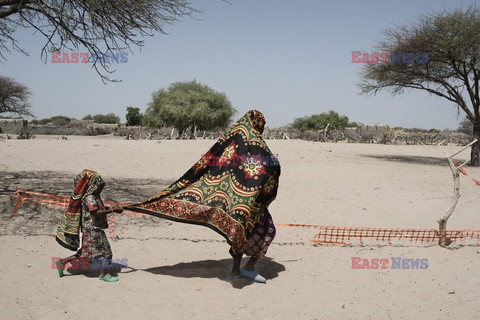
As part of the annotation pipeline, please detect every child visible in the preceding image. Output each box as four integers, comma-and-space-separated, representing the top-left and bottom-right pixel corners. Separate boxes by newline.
54, 169, 123, 282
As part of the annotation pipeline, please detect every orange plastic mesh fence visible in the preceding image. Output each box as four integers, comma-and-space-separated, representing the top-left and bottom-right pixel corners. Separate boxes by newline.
9, 190, 146, 240
11, 191, 480, 246
456, 164, 480, 187
277, 224, 480, 246
452, 158, 480, 186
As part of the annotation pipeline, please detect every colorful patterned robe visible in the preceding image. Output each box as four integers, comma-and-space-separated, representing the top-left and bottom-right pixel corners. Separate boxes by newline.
127, 110, 281, 256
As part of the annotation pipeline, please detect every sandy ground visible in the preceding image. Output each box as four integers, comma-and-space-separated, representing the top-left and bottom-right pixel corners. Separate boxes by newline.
1, 135, 480, 319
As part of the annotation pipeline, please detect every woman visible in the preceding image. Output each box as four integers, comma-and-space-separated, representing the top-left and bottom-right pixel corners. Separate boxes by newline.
127, 110, 281, 283
54, 169, 123, 282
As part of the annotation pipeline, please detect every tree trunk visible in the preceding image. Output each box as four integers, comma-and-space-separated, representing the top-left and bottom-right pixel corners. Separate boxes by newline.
471, 123, 480, 166
177, 127, 184, 140
190, 125, 196, 140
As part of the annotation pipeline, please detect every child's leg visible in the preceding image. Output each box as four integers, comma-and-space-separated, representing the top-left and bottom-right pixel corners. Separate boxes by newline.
98, 257, 118, 282
99, 257, 110, 278
54, 254, 80, 277
95, 229, 118, 282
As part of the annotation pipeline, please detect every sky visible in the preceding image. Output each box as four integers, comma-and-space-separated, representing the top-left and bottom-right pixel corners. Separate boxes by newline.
1, 0, 478, 129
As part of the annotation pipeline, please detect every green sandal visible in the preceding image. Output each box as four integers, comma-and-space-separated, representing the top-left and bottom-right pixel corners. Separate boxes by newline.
54, 259, 64, 278
98, 274, 119, 282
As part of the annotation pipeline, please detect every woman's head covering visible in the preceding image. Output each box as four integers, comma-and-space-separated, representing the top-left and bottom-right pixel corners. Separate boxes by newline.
55, 169, 104, 251
247, 109, 266, 134
128, 110, 280, 256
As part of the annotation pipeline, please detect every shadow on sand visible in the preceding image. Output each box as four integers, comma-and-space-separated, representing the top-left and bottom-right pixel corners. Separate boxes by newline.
141, 257, 286, 289
363, 154, 468, 166
63, 262, 125, 278
1, 170, 172, 235
57, 258, 286, 288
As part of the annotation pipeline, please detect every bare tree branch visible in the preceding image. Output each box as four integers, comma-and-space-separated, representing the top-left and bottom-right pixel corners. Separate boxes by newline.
0, 0, 199, 82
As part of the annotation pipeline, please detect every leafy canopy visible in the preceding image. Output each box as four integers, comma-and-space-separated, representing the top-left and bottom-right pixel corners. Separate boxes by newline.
0, 76, 32, 117
144, 80, 236, 135
30, 115, 72, 126
126, 107, 143, 126
292, 110, 350, 130
358, 5, 480, 165
92, 113, 120, 124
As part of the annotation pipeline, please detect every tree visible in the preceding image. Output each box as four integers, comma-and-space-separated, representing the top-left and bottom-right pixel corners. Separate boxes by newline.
82, 114, 94, 121
125, 107, 143, 126
93, 113, 120, 124
359, 6, 480, 165
144, 80, 236, 138
458, 117, 473, 135
0, 76, 33, 117
31, 115, 71, 126
0, 0, 197, 82
292, 110, 349, 131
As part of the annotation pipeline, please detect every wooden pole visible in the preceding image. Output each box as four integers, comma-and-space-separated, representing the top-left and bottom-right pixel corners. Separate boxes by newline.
438, 139, 478, 247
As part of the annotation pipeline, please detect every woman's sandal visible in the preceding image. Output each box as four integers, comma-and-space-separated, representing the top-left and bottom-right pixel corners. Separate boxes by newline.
98, 274, 119, 282
54, 259, 64, 278
240, 268, 266, 283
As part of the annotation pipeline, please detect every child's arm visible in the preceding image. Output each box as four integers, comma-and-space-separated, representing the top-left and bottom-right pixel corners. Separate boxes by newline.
84, 195, 123, 216
94, 205, 123, 215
